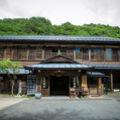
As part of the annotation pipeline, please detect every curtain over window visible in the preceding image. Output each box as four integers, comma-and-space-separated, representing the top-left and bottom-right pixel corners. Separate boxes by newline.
42, 77, 48, 89
71, 76, 79, 88
91, 48, 104, 61
76, 48, 89, 60
106, 48, 112, 61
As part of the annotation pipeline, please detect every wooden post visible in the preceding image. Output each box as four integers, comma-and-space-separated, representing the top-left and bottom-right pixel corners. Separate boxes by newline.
26, 48, 29, 60
81, 75, 87, 88
98, 77, 102, 95
110, 71, 113, 92
37, 73, 41, 93
69, 76, 71, 96
42, 49, 45, 60
4, 48, 7, 58
89, 48, 91, 61
11, 48, 14, 59
48, 76, 50, 96
104, 48, 106, 62
98, 78, 102, 89
73, 49, 76, 60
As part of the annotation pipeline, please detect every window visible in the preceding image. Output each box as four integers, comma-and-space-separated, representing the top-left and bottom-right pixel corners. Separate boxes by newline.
71, 76, 79, 88
0, 48, 4, 59
52, 48, 58, 56
66, 49, 74, 58
61, 48, 74, 58
60, 49, 66, 56
42, 77, 48, 89
6, 48, 12, 59
106, 48, 112, 61
13, 48, 27, 60
45, 48, 58, 59
112, 49, 118, 61
118, 49, 120, 61
76, 48, 89, 60
91, 48, 104, 61
29, 48, 42, 60
18, 48, 27, 60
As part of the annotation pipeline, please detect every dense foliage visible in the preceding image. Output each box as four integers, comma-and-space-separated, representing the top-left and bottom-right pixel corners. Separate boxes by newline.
0, 59, 22, 94
0, 17, 120, 38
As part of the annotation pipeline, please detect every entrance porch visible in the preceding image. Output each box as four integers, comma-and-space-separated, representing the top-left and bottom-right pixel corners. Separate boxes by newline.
25, 55, 105, 97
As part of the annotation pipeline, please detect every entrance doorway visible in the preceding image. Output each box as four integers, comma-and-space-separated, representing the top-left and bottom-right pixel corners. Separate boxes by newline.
88, 77, 98, 95
50, 76, 69, 96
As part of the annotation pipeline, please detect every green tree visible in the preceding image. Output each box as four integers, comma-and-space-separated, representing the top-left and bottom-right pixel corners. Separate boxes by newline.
0, 17, 120, 38
0, 59, 22, 95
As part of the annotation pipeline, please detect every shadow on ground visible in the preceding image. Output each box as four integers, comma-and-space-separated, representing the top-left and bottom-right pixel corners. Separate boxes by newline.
0, 108, 119, 120
0, 99, 120, 120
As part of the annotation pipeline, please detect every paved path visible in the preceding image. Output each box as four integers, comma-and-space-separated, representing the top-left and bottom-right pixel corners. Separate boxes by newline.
0, 96, 26, 110
0, 98, 120, 120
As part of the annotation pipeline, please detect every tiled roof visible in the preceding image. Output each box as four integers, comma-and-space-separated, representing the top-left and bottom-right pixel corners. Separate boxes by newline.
87, 72, 106, 77
0, 35, 120, 44
94, 64, 120, 70
0, 68, 31, 74
25, 63, 93, 69
25, 64, 120, 70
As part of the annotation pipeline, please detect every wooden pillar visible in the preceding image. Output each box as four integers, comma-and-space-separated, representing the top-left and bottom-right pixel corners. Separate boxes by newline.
104, 48, 106, 62
42, 49, 45, 60
4, 48, 7, 58
98, 78, 102, 89
98, 77, 102, 95
48, 76, 50, 96
11, 48, 14, 59
73, 49, 76, 60
69, 76, 71, 96
81, 75, 87, 88
110, 71, 113, 92
89, 48, 91, 61
26, 48, 29, 60
37, 73, 41, 93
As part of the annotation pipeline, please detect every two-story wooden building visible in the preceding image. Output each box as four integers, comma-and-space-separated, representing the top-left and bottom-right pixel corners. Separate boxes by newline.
0, 35, 120, 97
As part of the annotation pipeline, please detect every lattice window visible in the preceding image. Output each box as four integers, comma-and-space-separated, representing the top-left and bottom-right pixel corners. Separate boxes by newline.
91, 48, 104, 61
29, 48, 42, 60
42, 77, 48, 89
6, 48, 13, 59
27, 75, 37, 95
105, 48, 112, 61
61, 48, 74, 58
70, 76, 79, 89
118, 49, 120, 61
0, 48, 4, 59
76, 48, 89, 60
45, 48, 57, 59
13, 48, 27, 60
112, 49, 118, 61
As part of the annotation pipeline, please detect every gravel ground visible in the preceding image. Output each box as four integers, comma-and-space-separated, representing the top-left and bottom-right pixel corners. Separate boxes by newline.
111, 95, 120, 101
0, 98, 120, 120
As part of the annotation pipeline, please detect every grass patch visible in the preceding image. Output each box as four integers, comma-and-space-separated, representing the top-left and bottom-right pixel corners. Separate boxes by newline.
107, 92, 120, 97
0, 94, 17, 97
0, 94, 35, 98
21, 94, 34, 98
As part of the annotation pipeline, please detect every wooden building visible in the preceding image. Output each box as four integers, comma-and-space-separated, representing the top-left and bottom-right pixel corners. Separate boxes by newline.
0, 35, 120, 97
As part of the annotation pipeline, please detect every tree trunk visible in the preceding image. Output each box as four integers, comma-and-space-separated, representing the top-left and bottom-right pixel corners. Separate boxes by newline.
11, 80, 14, 95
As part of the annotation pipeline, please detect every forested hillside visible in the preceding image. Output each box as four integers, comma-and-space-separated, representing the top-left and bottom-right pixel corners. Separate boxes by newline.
0, 17, 120, 38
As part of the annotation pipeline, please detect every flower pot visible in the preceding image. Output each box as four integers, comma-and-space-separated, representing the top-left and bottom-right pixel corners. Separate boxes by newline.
35, 93, 42, 99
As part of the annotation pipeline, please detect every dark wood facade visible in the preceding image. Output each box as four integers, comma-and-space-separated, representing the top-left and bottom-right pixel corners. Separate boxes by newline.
0, 35, 120, 97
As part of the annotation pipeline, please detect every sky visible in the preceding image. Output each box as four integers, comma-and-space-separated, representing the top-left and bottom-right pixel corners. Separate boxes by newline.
0, 0, 120, 26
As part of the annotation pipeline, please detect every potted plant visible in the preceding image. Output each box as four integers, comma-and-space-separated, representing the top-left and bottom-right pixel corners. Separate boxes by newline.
35, 92, 42, 99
